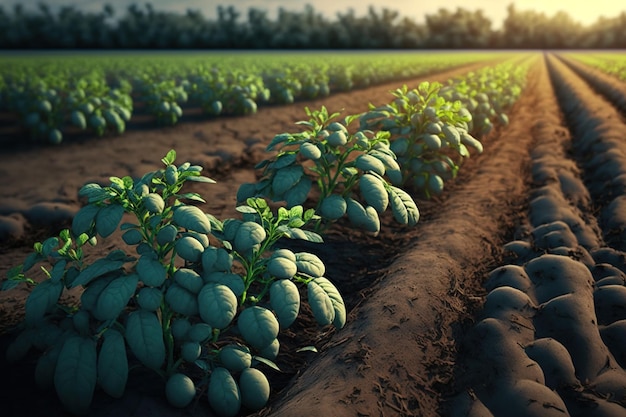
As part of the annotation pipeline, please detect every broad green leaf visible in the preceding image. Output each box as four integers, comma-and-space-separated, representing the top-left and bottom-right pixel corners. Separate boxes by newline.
208, 368, 241, 417
136, 254, 167, 287
359, 173, 388, 213
143, 193, 165, 214
219, 344, 252, 373
284, 177, 312, 208
165, 284, 199, 316
125, 310, 165, 370
54, 336, 97, 415
355, 154, 386, 175
266, 133, 291, 151
72, 258, 125, 288
307, 280, 334, 326
35, 343, 61, 390
198, 283, 238, 329
72, 204, 100, 236
173, 268, 203, 294
204, 272, 245, 297
234, 222, 266, 254
267, 257, 297, 279
175, 236, 205, 262
346, 198, 380, 234
25, 280, 64, 325
81, 275, 116, 312
295, 252, 326, 278
278, 227, 323, 243
270, 280, 300, 329
313, 277, 346, 329
42, 237, 59, 257
94, 274, 139, 321
237, 306, 279, 350
270, 152, 298, 170
272, 165, 304, 196
50, 259, 67, 284
236, 183, 258, 203
173, 205, 211, 234
319, 195, 347, 220
388, 185, 420, 226
97, 329, 128, 398
95, 204, 124, 238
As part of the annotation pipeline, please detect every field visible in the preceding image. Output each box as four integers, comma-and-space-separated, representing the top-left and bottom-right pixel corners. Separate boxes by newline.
1, 50, 626, 417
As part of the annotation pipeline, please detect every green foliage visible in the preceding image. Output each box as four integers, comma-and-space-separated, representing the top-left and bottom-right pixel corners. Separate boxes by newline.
2, 149, 346, 416
238, 106, 420, 234
360, 81, 483, 197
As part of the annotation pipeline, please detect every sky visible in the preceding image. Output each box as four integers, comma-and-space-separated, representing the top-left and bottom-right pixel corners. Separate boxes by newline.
5, 0, 626, 28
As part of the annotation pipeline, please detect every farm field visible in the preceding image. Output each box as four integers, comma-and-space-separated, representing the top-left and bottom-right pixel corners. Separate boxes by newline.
1, 50, 626, 417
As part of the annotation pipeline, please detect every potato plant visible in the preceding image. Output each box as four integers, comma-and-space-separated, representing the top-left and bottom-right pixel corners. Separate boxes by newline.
360, 81, 483, 197
237, 106, 419, 235
440, 63, 527, 136
2, 150, 346, 417
136, 78, 187, 126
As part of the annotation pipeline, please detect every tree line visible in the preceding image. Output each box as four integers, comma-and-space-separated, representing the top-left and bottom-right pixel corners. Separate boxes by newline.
1, 3, 625, 49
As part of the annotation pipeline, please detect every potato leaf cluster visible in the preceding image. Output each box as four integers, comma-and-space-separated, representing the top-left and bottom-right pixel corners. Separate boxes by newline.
360, 81, 483, 197
135, 78, 187, 126
237, 106, 420, 235
440, 62, 528, 137
2, 150, 346, 417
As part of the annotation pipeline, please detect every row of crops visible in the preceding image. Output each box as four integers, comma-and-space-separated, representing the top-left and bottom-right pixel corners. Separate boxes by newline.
0, 51, 506, 145
1, 54, 533, 416
562, 52, 626, 82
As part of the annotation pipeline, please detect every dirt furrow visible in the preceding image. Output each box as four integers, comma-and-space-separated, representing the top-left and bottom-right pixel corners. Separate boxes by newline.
443, 53, 626, 417
554, 54, 626, 116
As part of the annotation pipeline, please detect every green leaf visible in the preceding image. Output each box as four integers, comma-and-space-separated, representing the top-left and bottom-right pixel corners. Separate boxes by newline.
208, 368, 241, 417
198, 283, 238, 329
25, 280, 64, 325
359, 173, 389, 214
319, 195, 347, 220
295, 252, 325, 278
388, 185, 420, 226
237, 306, 279, 350
272, 165, 304, 196
307, 280, 334, 326
143, 193, 165, 214
94, 274, 139, 321
161, 149, 177, 166
54, 336, 97, 415
72, 258, 125, 288
187, 175, 216, 184
136, 254, 167, 287
95, 204, 124, 238
125, 310, 165, 370
355, 154, 386, 175
284, 177, 312, 208
97, 329, 128, 398
165, 284, 199, 316
175, 236, 205, 262
270, 280, 300, 329
234, 222, 266, 254
279, 227, 323, 243
313, 277, 346, 328
72, 204, 100, 236
42, 237, 59, 257
173, 205, 212, 234
267, 133, 291, 151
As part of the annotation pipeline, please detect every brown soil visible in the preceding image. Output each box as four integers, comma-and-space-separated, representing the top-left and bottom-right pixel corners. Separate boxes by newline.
1, 52, 623, 417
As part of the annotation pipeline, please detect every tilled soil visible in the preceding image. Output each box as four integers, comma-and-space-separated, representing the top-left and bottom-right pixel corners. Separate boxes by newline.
1, 52, 626, 417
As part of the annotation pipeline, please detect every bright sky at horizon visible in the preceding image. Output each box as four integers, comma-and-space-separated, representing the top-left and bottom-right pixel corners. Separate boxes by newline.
5, 0, 625, 28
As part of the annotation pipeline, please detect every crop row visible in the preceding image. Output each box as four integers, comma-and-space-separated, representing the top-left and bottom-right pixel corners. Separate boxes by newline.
449, 54, 626, 417
0, 51, 503, 145
564, 52, 626, 83
1, 59, 530, 417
